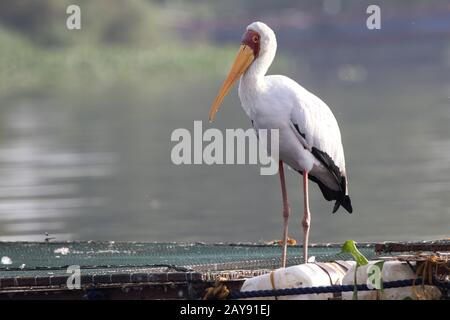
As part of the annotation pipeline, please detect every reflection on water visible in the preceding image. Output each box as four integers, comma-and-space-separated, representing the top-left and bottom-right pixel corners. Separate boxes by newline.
0, 103, 116, 240
0, 38, 449, 243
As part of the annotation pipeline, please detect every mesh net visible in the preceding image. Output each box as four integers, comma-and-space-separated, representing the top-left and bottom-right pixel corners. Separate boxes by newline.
0, 241, 378, 278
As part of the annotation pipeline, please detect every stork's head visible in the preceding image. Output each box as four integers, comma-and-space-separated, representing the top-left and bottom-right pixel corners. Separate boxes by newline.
209, 22, 277, 122
242, 22, 277, 60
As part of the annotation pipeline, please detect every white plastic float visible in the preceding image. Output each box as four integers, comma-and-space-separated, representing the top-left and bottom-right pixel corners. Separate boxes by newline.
341, 260, 441, 300
240, 260, 442, 300
240, 261, 355, 300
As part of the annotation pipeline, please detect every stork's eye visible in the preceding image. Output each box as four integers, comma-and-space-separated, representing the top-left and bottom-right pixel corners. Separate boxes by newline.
252, 35, 259, 43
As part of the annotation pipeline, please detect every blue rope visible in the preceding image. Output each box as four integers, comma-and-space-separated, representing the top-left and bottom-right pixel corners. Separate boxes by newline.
228, 278, 449, 299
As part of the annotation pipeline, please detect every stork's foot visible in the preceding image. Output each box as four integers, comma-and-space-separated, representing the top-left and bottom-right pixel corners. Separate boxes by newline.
278, 237, 297, 246
266, 237, 297, 246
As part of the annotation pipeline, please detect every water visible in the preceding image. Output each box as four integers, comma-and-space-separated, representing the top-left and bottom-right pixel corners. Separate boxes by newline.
0, 37, 449, 243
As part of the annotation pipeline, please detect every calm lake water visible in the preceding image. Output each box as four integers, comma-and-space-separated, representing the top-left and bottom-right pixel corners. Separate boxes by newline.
0, 36, 449, 243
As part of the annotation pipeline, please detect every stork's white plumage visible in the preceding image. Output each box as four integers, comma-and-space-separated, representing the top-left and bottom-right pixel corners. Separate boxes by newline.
209, 22, 352, 266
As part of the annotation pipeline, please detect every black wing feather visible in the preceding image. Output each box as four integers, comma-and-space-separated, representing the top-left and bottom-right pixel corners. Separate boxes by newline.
292, 121, 353, 214
310, 147, 352, 213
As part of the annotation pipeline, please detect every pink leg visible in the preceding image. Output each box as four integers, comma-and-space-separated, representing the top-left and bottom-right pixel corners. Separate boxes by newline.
278, 161, 290, 268
302, 171, 311, 263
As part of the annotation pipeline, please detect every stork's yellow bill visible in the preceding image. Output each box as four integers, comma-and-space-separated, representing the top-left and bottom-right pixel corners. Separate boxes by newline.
209, 45, 254, 122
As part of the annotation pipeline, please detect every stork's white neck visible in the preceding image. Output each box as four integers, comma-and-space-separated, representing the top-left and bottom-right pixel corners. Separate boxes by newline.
241, 49, 273, 85
238, 39, 276, 108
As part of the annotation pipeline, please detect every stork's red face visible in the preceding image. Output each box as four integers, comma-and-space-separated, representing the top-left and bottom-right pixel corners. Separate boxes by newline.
209, 29, 261, 122
241, 29, 261, 57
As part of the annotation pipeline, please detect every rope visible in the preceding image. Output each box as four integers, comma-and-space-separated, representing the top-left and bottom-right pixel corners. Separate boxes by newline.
412, 255, 449, 299
0, 263, 193, 273
203, 279, 230, 300
228, 278, 450, 299
269, 271, 278, 300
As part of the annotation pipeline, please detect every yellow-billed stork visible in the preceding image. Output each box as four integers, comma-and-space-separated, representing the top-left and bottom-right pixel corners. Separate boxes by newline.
209, 22, 353, 266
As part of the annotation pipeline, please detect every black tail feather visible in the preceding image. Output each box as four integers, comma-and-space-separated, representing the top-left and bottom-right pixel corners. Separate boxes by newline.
333, 195, 353, 214
342, 195, 353, 213
297, 169, 353, 214
307, 147, 353, 214
306, 173, 353, 214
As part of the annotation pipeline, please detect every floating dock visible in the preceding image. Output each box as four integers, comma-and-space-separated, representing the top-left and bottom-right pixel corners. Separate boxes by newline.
0, 240, 448, 299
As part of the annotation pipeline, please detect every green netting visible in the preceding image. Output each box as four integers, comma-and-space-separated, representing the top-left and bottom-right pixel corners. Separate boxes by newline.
0, 242, 378, 278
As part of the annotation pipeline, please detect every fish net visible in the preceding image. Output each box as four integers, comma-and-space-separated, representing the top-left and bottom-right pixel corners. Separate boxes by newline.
0, 241, 378, 279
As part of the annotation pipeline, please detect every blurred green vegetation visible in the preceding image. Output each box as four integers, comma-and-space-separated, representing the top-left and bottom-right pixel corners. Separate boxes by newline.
3, 0, 441, 98
0, 0, 240, 98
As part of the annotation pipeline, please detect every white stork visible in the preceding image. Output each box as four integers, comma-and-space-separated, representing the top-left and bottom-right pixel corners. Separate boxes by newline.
209, 22, 353, 266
